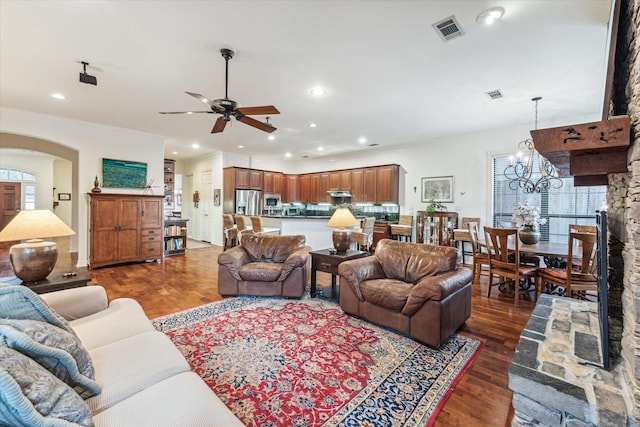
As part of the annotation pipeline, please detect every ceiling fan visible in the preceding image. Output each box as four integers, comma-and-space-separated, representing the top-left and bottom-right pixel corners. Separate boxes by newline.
160, 48, 279, 134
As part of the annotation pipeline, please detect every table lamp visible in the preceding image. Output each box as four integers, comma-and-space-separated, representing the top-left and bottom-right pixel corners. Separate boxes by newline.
327, 208, 359, 253
0, 209, 75, 282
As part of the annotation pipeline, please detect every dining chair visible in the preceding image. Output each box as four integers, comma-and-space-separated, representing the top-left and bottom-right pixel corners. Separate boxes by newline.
222, 214, 239, 251
390, 215, 413, 242
536, 231, 597, 301
250, 216, 264, 233
351, 217, 376, 252
484, 226, 538, 307
468, 222, 489, 284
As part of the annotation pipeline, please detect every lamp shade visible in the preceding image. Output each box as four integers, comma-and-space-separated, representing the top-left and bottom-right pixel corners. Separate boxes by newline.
327, 208, 358, 253
0, 210, 75, 282
327, 208, 358, 229
0, 209, 75, 242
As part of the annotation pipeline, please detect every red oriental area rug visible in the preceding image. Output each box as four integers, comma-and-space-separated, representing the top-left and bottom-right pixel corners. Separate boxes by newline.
153, 296, 482, 426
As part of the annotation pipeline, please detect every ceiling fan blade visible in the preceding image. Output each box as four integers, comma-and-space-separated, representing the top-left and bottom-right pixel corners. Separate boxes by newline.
159, 111, 212, 114
238, 115, 277, 133
185, 91, 225, 111
211, 117, 228, 133
235, 105, 280, 116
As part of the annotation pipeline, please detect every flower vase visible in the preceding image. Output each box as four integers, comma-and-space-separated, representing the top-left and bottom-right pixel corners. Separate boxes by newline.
519, 224, 540, 245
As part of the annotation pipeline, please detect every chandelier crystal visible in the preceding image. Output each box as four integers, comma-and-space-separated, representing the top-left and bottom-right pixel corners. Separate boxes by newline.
504, 97, 562, 193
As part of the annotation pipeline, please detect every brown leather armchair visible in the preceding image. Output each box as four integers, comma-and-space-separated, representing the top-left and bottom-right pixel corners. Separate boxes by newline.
217, 233, 311, 298
338, 239, 472, 348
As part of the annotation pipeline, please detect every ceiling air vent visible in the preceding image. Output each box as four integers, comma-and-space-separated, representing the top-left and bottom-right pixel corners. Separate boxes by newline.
485, 89, 504, 100
433, 16, 465, 42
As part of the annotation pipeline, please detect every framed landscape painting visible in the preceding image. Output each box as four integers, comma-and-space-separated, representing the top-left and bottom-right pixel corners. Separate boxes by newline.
421, 176, 454, 203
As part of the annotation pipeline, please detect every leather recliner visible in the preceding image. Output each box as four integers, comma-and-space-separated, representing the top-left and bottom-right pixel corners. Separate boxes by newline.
217, 233, 311, 298
338, 239, 472, 348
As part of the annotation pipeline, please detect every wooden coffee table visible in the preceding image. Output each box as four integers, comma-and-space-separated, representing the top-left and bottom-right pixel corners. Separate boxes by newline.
310, 248, 369, 299
0, 266, 92, 294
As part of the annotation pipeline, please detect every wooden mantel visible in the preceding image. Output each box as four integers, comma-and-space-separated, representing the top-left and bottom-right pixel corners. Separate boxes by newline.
530, 115, 631, 186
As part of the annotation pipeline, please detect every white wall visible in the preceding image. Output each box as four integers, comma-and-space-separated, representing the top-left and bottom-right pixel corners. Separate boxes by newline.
0, 107, 165, 266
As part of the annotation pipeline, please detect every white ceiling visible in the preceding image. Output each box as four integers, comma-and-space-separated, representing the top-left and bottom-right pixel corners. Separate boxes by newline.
0, 1, 613, 162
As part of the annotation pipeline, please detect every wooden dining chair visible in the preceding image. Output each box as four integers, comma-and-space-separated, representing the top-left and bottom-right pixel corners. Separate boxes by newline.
468, 222, 489, 284
351, 217, 376, 252
222, 214, 238, 251
536, 231, 597, 301
484, 226, 538, 307
390, 215, 413, 242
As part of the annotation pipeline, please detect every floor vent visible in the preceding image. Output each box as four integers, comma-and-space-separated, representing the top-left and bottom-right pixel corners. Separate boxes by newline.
485, 89, 504, 100
433, 16, 465, 42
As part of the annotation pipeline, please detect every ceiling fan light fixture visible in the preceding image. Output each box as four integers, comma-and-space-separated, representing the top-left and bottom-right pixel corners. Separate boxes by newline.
476, 7, 504, 25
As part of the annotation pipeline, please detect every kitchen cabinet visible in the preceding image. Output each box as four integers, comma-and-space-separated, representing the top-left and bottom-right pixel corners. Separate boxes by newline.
283, 175, 299, 203
375, 164, 399, 204
233, 168, 263, 190
329, 170, 352, 192
88, 194, 164, 269
416, 211, 458, 246
309, 174, 320, 203
363, 168, 377, 202
298, 175, 310, 203
340, 170, 352, 191
319, 173, 330, 203
351, 169, 364, 202
249, 170, 263, 190
263, 171, 283, 194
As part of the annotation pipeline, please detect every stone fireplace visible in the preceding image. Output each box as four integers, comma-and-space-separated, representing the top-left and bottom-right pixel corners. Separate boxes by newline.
510, 0, 639, 425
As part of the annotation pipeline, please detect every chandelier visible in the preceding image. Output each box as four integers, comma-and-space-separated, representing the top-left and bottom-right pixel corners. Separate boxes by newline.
504, 97, 562, 193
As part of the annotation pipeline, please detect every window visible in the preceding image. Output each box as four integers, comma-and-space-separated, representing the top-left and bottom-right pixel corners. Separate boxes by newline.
492, 154, 606, 243
0, 168, 38, 210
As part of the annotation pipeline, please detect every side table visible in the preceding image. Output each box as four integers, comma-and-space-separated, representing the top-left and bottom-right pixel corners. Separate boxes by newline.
310, 249, 369, 299
0, 267, 92, 294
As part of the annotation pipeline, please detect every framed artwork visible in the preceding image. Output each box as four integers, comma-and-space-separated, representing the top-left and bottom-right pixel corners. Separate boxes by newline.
102, 158, 148, 188
58, 193, 71, 201
213, 189, 221, 206
421, 176, 454, 203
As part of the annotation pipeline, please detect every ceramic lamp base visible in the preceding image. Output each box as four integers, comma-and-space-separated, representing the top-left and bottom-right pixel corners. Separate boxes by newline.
9, 239, 58, 282
332, 229, 352, 253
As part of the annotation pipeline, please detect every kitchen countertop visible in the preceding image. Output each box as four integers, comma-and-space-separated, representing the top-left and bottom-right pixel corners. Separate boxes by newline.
261, 214, 398, 224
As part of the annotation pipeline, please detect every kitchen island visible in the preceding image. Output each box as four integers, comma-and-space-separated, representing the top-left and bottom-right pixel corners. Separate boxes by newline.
258, 215, 396, 250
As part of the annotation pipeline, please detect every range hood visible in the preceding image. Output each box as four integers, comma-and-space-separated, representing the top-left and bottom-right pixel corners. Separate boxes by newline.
327, 190, 352, 198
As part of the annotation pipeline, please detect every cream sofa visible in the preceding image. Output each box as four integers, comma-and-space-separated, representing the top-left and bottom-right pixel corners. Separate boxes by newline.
2, 285, 243, 427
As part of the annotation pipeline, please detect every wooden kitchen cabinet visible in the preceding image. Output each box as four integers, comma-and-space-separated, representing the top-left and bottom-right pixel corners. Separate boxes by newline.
329, 170, 352, 191
263, 171, 283, 194
363, 168, 377, 203
376, 164, 399, 204
283, 175, 299, 203
234, 168, 250, 189
88, 193, 164, 269
351, 169, 364, 202
298, 175, 311, 203
309, 174, 320, 203
319, 173, 330, 203
249, 170, 263, 190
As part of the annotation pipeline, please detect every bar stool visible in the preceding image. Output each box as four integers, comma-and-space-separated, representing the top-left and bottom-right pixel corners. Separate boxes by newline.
222, 214, 238, 251
390, 215, 413, 242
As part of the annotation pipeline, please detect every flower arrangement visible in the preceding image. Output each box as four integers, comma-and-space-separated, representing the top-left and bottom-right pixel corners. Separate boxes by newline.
425, 199, 446, 213
511, 201, 547, 228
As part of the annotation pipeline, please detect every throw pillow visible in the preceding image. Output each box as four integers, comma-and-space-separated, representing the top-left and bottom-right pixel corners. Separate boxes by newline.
0, 346, 94, 427
0, 284, 75, 335
0, 319, 100, 398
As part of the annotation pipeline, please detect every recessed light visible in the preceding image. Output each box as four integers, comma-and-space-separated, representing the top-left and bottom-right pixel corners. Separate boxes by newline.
358, 137, 367, 144
476, 7, 504, 25
310, 87, 326, 97
51, 93, 65, 100
172, 151, 178, 155
268, 135, 275, 141
192, 143, 200, 149
238, 145, 244, 149
309, 123, 317, 128
285, 152, 292, 158
318, 146, 323, 151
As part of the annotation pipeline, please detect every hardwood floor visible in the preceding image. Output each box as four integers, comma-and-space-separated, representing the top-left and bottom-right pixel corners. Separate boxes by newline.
0, 239, 535, 427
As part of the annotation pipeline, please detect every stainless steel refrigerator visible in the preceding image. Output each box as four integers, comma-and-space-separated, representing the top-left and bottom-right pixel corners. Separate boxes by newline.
235, 189, 262, 215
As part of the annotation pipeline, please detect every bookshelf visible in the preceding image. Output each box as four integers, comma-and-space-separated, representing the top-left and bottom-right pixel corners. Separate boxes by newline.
164, 219, 188, 256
